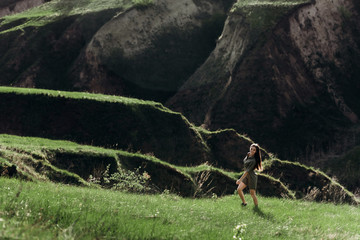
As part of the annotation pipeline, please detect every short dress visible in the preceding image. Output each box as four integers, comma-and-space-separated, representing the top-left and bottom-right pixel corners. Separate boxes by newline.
241, 156, 258, 190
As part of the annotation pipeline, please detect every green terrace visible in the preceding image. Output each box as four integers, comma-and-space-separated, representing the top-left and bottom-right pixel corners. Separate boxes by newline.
0, 0, 154, 34
0, 86, 164, 107
0, 86, 358, 203
1, 133, 358, 203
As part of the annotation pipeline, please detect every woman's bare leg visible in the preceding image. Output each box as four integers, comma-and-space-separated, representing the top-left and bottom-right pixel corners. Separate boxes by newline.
237, 182, 247, 204
250, 189, 258, 206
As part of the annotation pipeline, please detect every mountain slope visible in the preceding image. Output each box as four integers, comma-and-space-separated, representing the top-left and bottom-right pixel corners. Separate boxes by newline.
167, 0, 360, 163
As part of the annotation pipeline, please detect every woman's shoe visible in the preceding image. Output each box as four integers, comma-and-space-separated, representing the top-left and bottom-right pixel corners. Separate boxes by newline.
241, 203, 247, 206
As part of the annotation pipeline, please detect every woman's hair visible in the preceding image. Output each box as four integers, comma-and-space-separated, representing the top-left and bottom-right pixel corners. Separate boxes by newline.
249, 143, 263, 171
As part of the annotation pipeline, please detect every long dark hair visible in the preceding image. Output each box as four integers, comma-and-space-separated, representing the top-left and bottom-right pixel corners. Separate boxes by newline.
248, 143, 262, 171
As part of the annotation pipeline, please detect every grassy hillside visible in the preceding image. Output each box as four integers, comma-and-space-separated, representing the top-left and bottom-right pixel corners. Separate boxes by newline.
0, 0, 134, 32
0, 86, 358, 204
0, 86, 212, 166
1, 178, 359, 240
0, 86, 259, 170
0, 133, 290, 198
0, 134, 198, 196
1, 133, 358, 203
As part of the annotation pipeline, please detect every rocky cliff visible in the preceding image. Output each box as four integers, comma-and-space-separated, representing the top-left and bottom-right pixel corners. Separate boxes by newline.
168, 0, 360, 163
73, 0, 233, 102
0, 0, 233, 102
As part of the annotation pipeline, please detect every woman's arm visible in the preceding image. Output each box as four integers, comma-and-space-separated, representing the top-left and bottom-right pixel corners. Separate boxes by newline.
236, 171, 248, 185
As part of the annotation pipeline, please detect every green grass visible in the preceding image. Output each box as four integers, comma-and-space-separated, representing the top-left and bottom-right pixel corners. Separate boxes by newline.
231, 0, 311, 41
0, 177, 359, 239
0, 0, 155, 33
0, 134, 199, 196
0, 133, 184, 177
179, 162, 239, 180
0, 86, 162, 107
0, 0, 135, 33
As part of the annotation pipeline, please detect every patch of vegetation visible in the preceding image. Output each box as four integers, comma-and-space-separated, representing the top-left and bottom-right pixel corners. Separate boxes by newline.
231, 0, 311, 40
0, 86, 162, 106
1, 86, 357, 202
0, 134, 194, 195
1, 132, 358, 203
1, 178, 359, 239
0, 0, 133, 33
132, 0, 154, 9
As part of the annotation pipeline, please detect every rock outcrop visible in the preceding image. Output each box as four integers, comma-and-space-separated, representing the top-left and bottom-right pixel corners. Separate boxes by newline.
73, 0, 233, 102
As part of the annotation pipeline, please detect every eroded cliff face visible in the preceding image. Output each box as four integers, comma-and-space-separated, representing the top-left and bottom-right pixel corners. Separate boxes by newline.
167, 0, 360, 162
166, 12, 251, 124
0, 0, 232, 103
289, 0, 359, 123
72, 0, 233, 102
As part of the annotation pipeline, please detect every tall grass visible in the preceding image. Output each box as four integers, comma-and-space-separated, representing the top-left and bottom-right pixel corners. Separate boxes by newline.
0, 86, 162, 107
1, 178, 359, 239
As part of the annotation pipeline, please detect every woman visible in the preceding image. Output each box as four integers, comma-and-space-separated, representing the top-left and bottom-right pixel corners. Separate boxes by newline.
236, 143, 263, 207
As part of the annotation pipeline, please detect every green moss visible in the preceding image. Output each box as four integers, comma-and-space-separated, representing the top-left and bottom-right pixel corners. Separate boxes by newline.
0, 86, 161, 106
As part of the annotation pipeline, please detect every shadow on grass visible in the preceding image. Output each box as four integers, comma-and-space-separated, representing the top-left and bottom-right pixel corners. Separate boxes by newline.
252, 206, 275, 221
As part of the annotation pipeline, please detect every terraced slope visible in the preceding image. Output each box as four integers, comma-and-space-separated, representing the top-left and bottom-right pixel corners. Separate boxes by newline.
1, 133, 357, 203
0, 86, 213, 166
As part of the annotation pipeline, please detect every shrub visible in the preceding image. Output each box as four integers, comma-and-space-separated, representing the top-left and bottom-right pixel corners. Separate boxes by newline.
90, 165, 155, 193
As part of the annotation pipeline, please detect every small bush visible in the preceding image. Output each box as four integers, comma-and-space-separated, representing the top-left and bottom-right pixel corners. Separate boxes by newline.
93, 165, 154, 193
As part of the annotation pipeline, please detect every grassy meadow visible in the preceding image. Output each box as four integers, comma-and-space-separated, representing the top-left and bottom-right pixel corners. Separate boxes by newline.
1, 177, 359, 240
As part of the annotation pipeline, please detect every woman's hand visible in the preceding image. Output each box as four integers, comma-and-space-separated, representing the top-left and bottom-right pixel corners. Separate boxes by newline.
236, 179, 240, 185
